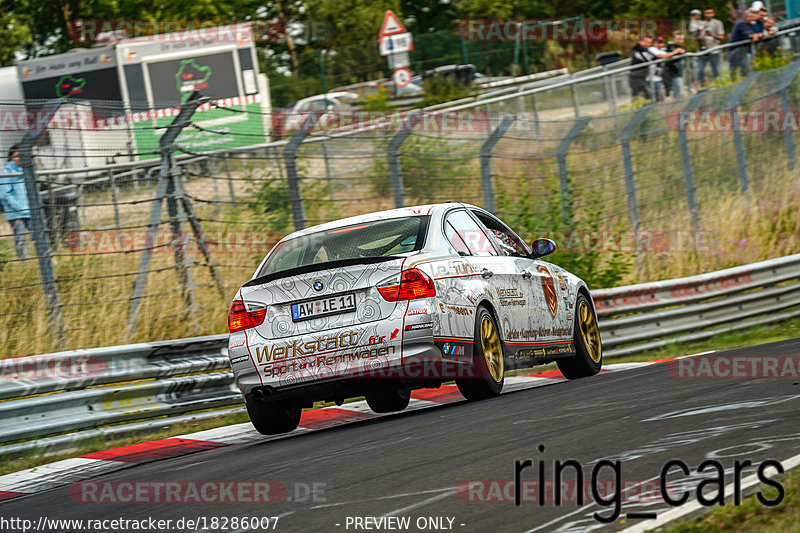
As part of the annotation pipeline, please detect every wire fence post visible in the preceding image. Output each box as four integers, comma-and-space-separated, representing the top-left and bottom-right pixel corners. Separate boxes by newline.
108, 169, 122, 233
775, 60, 800, 172
678, 91, 707, 232
125, 92, 207, 340
728, 72, 760, 195
620, 104, 653, 234
223, 153, 236, 204
19, 130, 66, 350
556, 117, 592, 223
387, 129, 414, 208
620, 103, 653, 278
166, 170, 199, 335
479, 116, 515, 213
284, 130, 311, 230
211, 155, 222, 215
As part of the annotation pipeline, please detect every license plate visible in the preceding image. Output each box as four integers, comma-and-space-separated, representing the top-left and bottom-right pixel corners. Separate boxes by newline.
291, 293, 356, 322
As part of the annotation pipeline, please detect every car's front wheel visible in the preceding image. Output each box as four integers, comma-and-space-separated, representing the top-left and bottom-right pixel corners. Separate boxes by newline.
456, 306, 505, 400
245, 398, 302, 435
557, 293, 602, 379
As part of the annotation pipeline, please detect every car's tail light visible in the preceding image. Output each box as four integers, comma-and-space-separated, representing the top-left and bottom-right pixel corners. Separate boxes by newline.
378, 268, 436, 301
228, 300, 267, 333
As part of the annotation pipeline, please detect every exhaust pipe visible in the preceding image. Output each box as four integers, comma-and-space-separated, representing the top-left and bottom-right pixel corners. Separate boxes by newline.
253, 386, 276, 401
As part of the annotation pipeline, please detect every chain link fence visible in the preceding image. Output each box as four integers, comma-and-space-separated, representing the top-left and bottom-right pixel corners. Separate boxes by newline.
2, 50, 800, 357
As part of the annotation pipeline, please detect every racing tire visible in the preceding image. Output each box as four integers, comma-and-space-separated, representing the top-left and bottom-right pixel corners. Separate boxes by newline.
245, 398, 302, 435
557, 293, 603, 379
365, 384, 411, 413
456, 306, 505, 400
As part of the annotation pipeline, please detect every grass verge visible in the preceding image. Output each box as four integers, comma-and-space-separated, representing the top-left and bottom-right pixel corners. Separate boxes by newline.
656, 466, 800, 533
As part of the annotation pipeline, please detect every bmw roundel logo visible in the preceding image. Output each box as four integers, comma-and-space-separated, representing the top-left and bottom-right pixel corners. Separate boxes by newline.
313, 280, 324, 292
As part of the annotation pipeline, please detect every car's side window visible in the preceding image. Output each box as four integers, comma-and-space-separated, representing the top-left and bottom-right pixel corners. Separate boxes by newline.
444, 221, 471, 256
445, 210, 497, 256
471, 210, 530, 257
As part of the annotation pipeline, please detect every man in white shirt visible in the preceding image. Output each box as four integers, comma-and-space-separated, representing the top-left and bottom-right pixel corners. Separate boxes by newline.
647, 37, 685, 100
693, 8, 725, 83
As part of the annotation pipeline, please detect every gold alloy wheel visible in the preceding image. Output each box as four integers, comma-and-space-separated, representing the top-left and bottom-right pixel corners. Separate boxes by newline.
578, 300, 602, 363
480, 315, 504, 382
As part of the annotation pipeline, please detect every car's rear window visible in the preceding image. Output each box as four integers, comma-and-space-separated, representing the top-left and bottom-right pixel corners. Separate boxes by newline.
258, 216, 429, 277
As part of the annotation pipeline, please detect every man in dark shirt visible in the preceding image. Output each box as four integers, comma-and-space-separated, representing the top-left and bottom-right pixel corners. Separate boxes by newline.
729, 8, 763, 77
663, 32, 687, 98
630, 36, 656, 99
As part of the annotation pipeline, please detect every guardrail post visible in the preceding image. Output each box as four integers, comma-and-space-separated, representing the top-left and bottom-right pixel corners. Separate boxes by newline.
570, 81, 581, 118
17, 107, 66, 350
480, 116, 515, 213
678, 90, 708, 232
284, 129, 311, 230
556, 117, 591, 223
387, 129, 414, 208
602, 66, 618, 115
620, 104, 653, 234
727, 72, 759, 194
775, 60, 800, 172
531, 92, 541, 137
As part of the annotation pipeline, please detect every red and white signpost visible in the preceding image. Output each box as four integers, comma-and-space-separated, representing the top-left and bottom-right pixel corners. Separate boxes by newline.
378, 10, 414, 91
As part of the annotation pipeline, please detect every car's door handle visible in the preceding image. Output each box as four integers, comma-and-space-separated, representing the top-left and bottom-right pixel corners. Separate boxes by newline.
481, 269, 494, 278
522, 271, 533, 280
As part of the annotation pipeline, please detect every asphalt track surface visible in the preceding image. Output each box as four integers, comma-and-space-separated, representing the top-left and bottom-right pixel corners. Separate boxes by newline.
2, 338, 800, 533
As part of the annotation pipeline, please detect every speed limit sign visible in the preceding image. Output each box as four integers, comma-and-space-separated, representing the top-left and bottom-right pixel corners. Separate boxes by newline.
393, 67, 412, 88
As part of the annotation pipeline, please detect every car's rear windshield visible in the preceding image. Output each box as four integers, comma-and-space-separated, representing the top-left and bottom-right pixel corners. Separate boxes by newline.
258, 216, 429, 277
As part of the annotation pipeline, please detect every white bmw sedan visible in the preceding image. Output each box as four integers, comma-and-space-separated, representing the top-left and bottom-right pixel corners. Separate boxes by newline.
228, 203, 602, 434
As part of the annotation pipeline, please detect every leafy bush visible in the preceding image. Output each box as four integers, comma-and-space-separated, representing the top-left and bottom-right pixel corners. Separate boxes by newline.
496, 175, 632, 290
368, 134, 473, 204
420, 76, 475, 107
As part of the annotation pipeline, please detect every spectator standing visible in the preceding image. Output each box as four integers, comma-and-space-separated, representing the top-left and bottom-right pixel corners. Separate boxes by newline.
693, 8, 725, 83
689, 9, 703, 37
664, 32, 688, 98
630, 36, 656, 99
729, 8, 763, 77
1, 145, 32, 259
647, 37, 685, 100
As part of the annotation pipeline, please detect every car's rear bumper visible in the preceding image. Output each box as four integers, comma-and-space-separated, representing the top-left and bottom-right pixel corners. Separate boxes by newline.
231, 327, 481, 405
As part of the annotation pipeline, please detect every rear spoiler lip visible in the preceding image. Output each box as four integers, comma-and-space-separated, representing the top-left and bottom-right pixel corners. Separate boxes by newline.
242, 256, 404, 288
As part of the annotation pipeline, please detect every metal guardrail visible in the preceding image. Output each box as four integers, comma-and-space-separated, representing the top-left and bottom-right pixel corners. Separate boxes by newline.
595, 253, 800, 357
1, 254, 798, 455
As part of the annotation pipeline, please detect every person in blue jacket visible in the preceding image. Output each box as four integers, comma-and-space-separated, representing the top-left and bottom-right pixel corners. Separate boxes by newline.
1, 144, 32, 258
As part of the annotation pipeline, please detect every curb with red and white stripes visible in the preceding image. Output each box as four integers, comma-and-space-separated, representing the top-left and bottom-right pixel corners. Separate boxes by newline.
0, 360, 674, 503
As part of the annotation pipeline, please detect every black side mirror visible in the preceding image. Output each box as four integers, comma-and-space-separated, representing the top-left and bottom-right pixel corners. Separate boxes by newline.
530, 238, 557, 258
